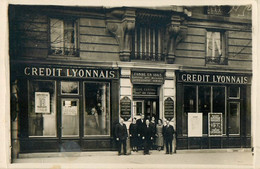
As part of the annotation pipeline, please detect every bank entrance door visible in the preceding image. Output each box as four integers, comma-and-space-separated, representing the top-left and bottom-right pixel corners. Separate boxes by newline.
61, 98, 80, 137
133, 85, 160, 121
133, 98, 159, 121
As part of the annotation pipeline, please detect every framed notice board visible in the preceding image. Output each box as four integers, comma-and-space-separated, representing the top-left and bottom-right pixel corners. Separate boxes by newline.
208, 113, 223, 137
188, 113, 203, 137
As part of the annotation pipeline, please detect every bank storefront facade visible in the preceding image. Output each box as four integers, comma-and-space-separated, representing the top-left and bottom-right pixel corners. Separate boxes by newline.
9, 5, 252, 157
176, 71, 251, 149
11, 62, 120, 152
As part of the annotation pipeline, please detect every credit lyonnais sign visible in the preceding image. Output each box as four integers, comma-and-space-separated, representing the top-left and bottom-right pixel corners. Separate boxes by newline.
21, 66, 118, 79
179, 73, 251, 84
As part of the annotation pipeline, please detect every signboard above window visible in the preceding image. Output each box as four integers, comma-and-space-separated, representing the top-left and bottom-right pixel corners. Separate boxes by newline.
131, 71, 164, 85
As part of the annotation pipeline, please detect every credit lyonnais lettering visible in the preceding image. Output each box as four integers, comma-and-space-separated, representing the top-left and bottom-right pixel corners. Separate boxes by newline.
24, 67, 117, 79
180, 73, 249, 84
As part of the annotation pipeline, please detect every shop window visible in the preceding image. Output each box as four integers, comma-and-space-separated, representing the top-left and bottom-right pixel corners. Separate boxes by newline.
228, 102, 240, 135
84, 82, 110, 136
206, 31, 227, 64
49, 18, 78, 56
213, 87, 226, 134
229, 86, 240, 99
28, 80, 56, 137
198, 86, 211, 135
132, 23, 164, 61
183, 86, 197, 135
183, 85, 227, 136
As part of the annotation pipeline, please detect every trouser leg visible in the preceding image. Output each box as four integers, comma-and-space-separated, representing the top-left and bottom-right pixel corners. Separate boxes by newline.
123, 139, 126, 154
166, 140, 169, 153
118, 140, 122, 154
169, 140, 172, 153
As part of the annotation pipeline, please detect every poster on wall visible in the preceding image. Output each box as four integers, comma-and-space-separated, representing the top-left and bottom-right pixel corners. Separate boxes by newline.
35, 92, 50, 113
188, 113, 203, 137
208, 113, 223, 137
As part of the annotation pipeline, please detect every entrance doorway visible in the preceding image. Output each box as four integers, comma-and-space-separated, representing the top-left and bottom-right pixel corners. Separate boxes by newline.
133, 98, 159, 121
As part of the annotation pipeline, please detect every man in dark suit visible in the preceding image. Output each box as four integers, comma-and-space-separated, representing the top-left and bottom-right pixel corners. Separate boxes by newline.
163, 120, 175, 154
136, 114, 145, 150
142, 119, 153, 155
115, 118, 128, 155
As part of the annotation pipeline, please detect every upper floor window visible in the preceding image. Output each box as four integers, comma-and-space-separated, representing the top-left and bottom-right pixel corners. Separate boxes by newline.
205, 6, 231, 16
206, 31, 227, 64
49, 18, 78, 56
131, 23, 165, 61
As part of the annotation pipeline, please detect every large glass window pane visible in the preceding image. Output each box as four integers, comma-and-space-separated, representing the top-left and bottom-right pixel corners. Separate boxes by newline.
207, 31, 222, 58
229, 86, 240, 99
133, 101, 143, 116
50, 18, 77, 56
229, 102, 240, 135
28, 80, 56, 137
198, 86, 211, 134
84, 82, 110, 136
61, 99, 79, 137
183, 86, 196, 135
213, 87, 226, 134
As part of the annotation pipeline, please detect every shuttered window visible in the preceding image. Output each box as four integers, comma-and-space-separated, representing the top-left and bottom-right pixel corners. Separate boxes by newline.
132, 23, 164, 61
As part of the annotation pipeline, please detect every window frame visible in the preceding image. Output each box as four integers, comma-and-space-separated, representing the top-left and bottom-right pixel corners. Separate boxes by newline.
131, 22, 165, 61
83, 81, 111, 137
48, 17, 79, 57
182, 85, 227, 136
205, 29, 227, 65
228, 101, 241, 136
27, 79, 57, 138
60, 81, 79, 95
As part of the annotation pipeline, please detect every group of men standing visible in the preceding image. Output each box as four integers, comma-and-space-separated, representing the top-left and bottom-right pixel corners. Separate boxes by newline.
115, 115, 175, 155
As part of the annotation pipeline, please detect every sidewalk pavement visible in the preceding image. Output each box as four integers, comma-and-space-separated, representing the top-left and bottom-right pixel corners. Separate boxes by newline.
9, 149, 254, 169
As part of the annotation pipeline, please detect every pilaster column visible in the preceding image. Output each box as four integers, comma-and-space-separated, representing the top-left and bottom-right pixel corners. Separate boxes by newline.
106, 9, 136, 61
164, 16, 187, 64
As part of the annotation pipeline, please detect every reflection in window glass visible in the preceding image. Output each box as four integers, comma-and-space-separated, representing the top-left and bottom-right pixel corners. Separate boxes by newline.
28, 80, 56, 137
213, 87, 226, 134
183, 86, 196, 135
84, 82, 110, 136
229, 102, 240, 135
198, 86, 211, 134
136, 102, 143, 116
61, 81, 79, 95
50, 18, 78, 56
229, 86, 240, 98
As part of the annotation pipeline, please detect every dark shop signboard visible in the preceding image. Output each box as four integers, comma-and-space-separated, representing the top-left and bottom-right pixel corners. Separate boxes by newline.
164, 97, 174, 120
178, 72, 251, 84
131, 71, 164, 85
19, 65, 119, 79
133, 86, 158, 96
120, 96, 131, 121
208, 113, 223, 137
